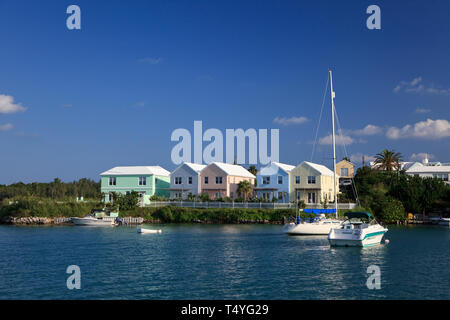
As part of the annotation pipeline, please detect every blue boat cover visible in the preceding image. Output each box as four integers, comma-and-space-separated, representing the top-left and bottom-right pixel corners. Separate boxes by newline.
303, 209, 337, 214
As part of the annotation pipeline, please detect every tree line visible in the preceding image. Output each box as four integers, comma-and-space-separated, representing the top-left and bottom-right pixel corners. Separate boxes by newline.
0, 178, 101, 201
340, 160, 450, 223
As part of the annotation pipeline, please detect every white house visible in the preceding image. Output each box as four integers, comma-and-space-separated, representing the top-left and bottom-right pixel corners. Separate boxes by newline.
170, 162, 206, 199
406, 165, 450, 185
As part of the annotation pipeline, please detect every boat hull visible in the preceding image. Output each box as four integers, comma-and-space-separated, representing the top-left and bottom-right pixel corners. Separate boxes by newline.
328, 228, 387, 247
438, 218, 450, 226
284, 221, 342, 235
71, 217, 115, 226
137, 228, 162, 234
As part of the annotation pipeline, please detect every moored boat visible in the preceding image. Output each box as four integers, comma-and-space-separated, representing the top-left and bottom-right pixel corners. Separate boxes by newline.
328, 212, 387, 247
438, 218, 450, 226
284, 211, 342, 235
71, 216, 116, 226
137, 228, 162, 234
283, 70, 342, 236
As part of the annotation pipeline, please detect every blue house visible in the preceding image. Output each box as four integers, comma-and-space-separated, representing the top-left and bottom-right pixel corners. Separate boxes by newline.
255, 162, 295, 203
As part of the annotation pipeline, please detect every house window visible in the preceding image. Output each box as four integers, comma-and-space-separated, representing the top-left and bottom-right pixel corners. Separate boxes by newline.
295, 176, 300, 184
204, 177, 209, 184
108, 177, 116, 186
139, 176, 146, 186
278, 176, 283, 184
308, 176, 316, 184
108, 193, 113, 202
263, 176, 270, 184
175, 177, 182, 185
188, 177, 193, 184
216, 176, 223, 184
296, 191, 301, 200
215, 192, 222, 198
278, 192, 283, 200
308, 192, 316, 204
341, 168, 349, 176
230, 192, 234, 198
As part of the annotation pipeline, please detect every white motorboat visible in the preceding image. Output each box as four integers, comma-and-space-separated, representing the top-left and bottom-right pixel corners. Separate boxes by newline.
137, 228, 162, 234
71, 216, 116, 226
284, 213, 342, 235
438, 218, 450, 226
283, 70, 342, 236
328, 212, 388, 247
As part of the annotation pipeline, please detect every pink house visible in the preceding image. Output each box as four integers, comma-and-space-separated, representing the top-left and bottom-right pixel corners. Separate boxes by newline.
199, 162, 256, 200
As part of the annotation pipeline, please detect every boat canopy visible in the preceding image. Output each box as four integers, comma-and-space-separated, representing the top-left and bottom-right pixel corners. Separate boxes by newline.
304, 209, 337, 214
344, 211, 373, 220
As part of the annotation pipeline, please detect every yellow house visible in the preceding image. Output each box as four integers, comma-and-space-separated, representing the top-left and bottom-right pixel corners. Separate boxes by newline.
336, 160, 355, 186
289, 161, 339, 205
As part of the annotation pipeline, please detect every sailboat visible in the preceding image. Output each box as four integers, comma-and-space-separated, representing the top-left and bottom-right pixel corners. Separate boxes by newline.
284, 70, 342, 235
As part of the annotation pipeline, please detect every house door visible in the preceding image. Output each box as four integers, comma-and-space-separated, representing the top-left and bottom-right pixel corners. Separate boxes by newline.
308, 192, 316, 204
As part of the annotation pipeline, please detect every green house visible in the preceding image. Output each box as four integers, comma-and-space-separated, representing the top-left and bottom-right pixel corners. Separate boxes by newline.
100, 166, 171, 205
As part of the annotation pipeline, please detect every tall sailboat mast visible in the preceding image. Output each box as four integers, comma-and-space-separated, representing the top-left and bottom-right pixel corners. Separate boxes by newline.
329, 70, 338, 219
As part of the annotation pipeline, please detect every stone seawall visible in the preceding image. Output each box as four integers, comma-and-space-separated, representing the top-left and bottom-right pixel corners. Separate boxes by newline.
1, 216, 54, 225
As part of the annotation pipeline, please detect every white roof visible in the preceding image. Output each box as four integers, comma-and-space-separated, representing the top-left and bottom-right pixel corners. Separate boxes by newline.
259, 162, 295, 175
173, 162, 206, 174
184, 162, 207, 173
302, 161, 338, 177
100, 166, 170, 176
272, 162, 295, 173
209, 162, 255, 178
406, 165, 450, 173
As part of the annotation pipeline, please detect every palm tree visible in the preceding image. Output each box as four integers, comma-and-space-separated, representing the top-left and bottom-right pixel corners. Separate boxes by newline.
248, 165, 258, 176
237, 180, 253, 202
374, 149, 403, 171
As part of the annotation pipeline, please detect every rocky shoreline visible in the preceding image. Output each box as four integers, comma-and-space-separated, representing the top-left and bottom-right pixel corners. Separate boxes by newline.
1, 216, 54, 225
0, 216, 280, 225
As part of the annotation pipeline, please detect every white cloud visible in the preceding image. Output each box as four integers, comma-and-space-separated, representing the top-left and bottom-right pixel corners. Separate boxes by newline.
0, 94, 27, 114
319, 134, 355, 145
386, 119, 450, 140
138, 57, 163, 64
415, 107, 430, 114
352, 124, 382, 136
273, 116, 308, 126
0, 123, 13, 131
410, 153, 434, 161
394, 77, 450, 95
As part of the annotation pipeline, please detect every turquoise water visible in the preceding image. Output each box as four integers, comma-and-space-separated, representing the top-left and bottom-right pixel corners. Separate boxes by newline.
0, 224, 449, 299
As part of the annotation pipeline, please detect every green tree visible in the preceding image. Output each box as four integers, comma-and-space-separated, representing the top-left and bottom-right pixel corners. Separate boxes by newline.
376, 197, 405, 223
237, 180, 253, 202
115, 191, 140, 211
248, 165, 258, 176
374, 149, 403, 171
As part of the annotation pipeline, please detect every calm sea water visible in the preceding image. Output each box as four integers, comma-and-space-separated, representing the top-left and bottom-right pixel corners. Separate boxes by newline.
0, 223, 449, 299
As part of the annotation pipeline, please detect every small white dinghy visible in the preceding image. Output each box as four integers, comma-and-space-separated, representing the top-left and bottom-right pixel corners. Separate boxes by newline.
137, 228, 162, 234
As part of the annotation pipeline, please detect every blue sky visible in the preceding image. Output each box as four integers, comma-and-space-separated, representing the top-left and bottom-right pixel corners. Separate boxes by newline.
0, 0, 449, 183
